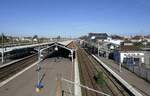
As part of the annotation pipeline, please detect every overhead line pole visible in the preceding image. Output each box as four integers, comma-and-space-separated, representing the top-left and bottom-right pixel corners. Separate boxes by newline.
98, 41, 99, 57
1, 33, 4, 64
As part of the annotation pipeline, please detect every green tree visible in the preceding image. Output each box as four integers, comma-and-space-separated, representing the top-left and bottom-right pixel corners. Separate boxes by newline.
0, 33, 9, 44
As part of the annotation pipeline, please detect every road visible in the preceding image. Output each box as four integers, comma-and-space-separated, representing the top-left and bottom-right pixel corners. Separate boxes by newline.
0, 57, 73, 96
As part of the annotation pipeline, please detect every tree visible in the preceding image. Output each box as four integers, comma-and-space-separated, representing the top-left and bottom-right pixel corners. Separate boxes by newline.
0, 33, 9, 44
33, 35, 38, 39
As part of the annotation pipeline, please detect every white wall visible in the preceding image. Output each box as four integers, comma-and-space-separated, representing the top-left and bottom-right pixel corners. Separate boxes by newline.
104, 38, 123, 45
120, 52, 144, 63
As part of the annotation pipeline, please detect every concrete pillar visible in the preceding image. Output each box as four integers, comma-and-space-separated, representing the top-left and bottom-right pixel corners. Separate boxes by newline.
106, 52, 109, 59
119, 62, 122, 72
139, 58, 142, 67
71, 50, 74, 63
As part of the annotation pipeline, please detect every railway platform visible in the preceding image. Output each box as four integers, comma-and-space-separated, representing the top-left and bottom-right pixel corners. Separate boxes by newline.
96, 56, 150, 96
0, 57, 74, 96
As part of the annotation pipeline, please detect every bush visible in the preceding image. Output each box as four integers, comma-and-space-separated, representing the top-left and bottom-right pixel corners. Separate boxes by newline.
94, 71, 105, 86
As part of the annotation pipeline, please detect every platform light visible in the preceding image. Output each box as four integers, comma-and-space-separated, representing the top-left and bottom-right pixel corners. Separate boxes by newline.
55, 46, 58, 51
36, 48, 44, 94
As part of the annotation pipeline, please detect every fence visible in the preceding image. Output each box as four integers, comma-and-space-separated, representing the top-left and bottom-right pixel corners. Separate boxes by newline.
124, 64, 150, 82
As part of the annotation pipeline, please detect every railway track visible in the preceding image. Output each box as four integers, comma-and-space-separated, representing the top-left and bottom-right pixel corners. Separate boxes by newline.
0, 54, 38, 82
78, 48, 97, 96
77, 46, 130, 96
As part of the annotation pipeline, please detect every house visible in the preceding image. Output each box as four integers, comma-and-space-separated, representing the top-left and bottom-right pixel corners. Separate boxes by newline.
88, 33, 108, 42
131, 35, 144, 42
114, 41, 144, 66
20, 37, 32, 42
104, 35, 124, 45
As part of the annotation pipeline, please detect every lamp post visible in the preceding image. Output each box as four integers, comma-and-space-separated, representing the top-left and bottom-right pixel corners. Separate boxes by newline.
36, 47, 44, 93
37, 48, 41, 84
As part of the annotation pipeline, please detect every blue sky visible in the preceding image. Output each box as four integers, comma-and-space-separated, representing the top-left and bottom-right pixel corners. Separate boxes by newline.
0, 0, 150, 37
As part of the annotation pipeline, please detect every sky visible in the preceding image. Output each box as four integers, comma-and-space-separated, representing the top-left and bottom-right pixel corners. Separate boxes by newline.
0, 0, 150, 37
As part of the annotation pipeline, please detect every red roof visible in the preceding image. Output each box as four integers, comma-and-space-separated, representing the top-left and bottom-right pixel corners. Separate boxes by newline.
66, 41, 76, 49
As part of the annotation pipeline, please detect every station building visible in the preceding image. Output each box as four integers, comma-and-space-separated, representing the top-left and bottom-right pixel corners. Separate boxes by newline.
114, 41, 144, 66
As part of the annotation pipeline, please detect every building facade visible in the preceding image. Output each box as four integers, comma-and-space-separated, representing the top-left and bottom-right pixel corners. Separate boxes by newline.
143, 49, 150, 68
114, 41, 144, 66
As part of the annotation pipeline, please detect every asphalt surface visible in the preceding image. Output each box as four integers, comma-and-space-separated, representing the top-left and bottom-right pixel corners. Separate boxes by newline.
0, 57, 73, 96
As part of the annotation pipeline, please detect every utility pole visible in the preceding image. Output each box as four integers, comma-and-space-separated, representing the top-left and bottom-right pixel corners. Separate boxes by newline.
1, 33, 4, 64
98, 41, 99, 57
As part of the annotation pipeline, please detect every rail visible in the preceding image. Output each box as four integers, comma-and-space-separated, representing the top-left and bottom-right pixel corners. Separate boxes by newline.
92, 55, 143, 96
0, 54, 37, 82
